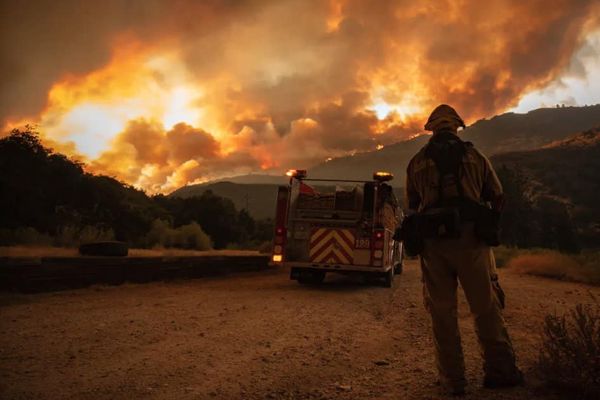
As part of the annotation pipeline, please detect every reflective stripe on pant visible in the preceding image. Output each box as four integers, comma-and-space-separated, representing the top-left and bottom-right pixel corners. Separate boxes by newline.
420, 224, 517, 386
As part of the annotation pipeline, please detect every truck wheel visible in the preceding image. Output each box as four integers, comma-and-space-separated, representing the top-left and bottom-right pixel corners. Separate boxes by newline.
394, 263, 404, 275
312, 271, 326, 284
394, 243, 404, 275
298, 270, 326, 285
383, 268, 394, 288
394, 260, 403, 275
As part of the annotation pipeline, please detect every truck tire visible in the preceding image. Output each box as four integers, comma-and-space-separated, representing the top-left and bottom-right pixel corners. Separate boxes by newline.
298, 270, 326, 285
394, 262, 403, 275
394, 252, 404, 275
79, 241, 129, 257
394, 242, 404, 275
383, 268, 394, 288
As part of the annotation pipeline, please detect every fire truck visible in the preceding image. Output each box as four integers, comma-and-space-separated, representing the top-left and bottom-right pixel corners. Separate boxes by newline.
271, 169, 404, 287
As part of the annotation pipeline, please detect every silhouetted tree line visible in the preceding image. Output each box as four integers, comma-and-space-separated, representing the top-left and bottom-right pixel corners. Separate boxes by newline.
497, 165, 580, 253
0, 128, 272, 249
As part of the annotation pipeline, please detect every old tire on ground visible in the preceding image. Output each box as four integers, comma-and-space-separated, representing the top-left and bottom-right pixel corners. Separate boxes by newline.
383, 268, 394, 288
79, 241, 129, 257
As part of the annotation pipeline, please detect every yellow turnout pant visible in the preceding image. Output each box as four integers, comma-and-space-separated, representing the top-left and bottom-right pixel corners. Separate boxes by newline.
420, 224, 517, 387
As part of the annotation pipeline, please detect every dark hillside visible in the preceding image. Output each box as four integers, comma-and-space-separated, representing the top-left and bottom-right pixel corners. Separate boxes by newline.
170, 181, 405, 220
492, 128, 600, 249
171, 182, 281, 221
462, 105, 600, 155
0, 129, 267, 249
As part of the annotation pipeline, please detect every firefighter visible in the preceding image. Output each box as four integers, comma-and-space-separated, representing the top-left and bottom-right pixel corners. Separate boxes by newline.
405, 104, 523, 395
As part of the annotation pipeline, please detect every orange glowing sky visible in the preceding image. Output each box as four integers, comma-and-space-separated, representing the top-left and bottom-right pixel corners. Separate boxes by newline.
2, 0, 600, 192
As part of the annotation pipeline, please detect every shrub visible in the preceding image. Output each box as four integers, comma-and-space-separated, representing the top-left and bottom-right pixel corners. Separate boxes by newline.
145, 219, 172, 248
7, 227, 52, 246
173, 222, 212, 250
257, 241, 272, 254
78, 225, 115, 245
145, 219, 212, 250
536, 304, 600, 400
54, 225, 115, 247
0, 225, 115, 247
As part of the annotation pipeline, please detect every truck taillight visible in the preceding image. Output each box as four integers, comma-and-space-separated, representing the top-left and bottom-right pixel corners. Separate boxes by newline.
272, 240, 284, 263
272, 186, 289, 264
373, 230, 384, 249
371, 229, 385, 266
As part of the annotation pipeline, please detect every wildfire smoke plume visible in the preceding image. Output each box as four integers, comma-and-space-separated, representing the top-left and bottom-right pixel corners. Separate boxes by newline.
1, 0, 599, 192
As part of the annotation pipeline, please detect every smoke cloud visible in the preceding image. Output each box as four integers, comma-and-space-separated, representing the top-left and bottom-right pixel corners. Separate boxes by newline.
1, 0, 599, 192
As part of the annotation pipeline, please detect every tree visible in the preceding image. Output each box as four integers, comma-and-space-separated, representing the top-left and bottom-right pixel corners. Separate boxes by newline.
497, 165, 535, 248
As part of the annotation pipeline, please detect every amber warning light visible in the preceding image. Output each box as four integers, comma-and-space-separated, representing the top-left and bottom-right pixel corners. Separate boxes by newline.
373, 171, 394, 182
286, 169, 307, 179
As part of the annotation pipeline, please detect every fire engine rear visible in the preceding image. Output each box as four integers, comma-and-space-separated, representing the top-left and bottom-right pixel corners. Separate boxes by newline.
271, 169, 404, 287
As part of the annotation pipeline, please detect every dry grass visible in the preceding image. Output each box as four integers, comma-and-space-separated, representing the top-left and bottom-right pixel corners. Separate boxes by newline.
507, 249, 600, 285
0, 246, 260, 258
129, 248, 260, 257
0, 246, 78, 257
493, 246, 522, 267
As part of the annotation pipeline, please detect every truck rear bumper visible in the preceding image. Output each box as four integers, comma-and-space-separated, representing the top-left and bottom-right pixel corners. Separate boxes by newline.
283, 261, 391, 273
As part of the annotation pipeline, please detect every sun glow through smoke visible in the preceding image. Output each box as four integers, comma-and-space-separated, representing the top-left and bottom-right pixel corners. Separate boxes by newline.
33, 47, 208, 159
371, 101, 423, 121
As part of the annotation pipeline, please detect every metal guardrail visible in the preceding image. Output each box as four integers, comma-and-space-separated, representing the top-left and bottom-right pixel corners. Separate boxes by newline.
0, 255, 271, 293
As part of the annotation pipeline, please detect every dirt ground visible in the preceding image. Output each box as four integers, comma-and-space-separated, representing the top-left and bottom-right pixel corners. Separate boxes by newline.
1, 260, 598, 400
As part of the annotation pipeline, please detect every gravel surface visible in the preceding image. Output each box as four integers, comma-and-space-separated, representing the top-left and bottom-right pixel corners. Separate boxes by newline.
1, 260, 598, 399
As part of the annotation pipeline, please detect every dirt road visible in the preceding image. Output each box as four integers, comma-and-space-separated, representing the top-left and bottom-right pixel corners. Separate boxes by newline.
1, 260, 598, 399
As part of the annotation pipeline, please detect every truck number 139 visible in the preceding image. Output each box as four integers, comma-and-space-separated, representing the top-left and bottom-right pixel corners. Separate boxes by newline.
355, 239, 370, 249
